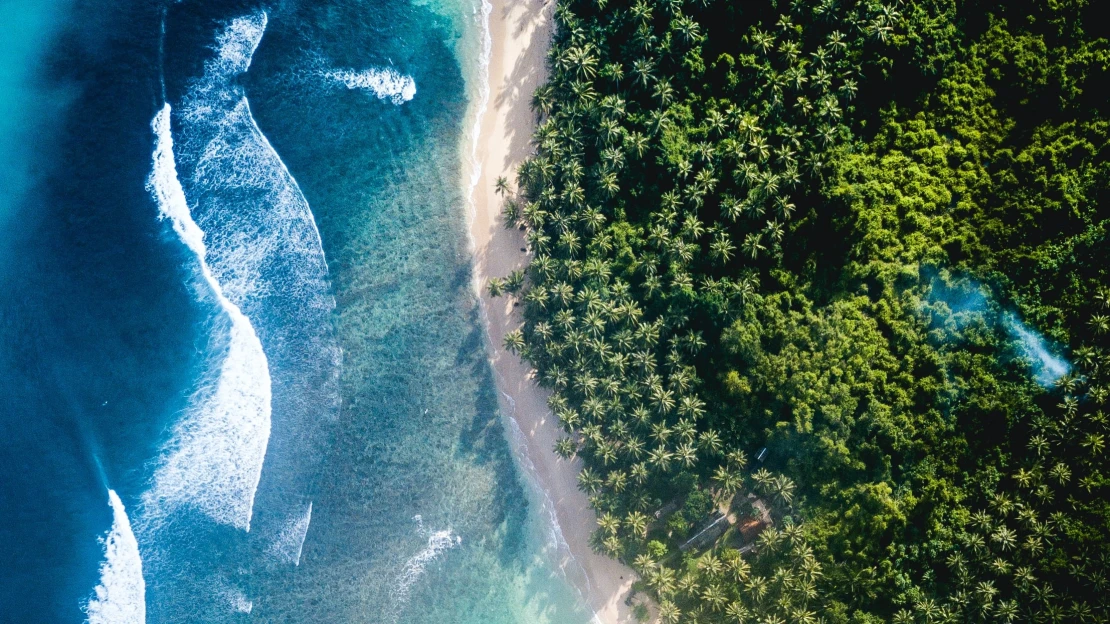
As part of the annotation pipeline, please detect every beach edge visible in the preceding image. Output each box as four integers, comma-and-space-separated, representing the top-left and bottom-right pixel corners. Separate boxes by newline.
463, 0, 640, 622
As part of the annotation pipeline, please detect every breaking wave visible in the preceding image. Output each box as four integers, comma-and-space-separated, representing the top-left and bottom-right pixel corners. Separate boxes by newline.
86, 490, 146, 624
269, 501, 313, 565
143, 103, 272, 532
322, 67, 416, 104
390, 518, 462, 619
142, 9, 341, 537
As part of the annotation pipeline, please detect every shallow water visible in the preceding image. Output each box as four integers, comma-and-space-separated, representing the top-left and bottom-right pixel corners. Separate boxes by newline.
0, 0, 590, 622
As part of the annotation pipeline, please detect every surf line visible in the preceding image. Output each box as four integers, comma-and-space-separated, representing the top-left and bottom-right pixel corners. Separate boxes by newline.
268, 501, 313, 566
85, 490, 146, 624
143, 103, 273, 533
320, 66, 416, 104
389, 519, 462, 622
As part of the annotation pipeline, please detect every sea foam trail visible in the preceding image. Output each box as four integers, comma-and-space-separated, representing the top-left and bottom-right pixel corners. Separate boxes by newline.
144, 104, 272, 532
169, 11, 340, 534
86, 490, 146, 624
464, 0, 493, 220
390, 521, 462, 620
268, 501, 313, 565
223, 586, 254, 614
322, 67, 416, 104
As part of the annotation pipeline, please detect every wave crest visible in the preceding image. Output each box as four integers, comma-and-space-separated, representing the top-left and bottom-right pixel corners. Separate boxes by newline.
145, 9, 341, 537
86, 490, 146, 624
143, 103, 272, 532
322, 67, 416, 104
390, 520, 462, 620
268, 501, 313, 566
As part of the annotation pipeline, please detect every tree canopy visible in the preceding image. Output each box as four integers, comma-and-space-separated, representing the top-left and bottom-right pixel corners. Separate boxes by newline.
491, 0, 1110, 620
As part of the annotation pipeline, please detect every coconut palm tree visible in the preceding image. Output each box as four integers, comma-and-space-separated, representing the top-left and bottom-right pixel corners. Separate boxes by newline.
658, 600, 681, 624
626, 511, 649, 538
503, 329, 525, 354
554, 438, 577, 458
648, 445, 674, 472
712, 465, 743, 496
632, 58, 655, 88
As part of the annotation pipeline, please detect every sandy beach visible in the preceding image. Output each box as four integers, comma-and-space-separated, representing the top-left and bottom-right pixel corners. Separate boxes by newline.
465, 0, 639, 622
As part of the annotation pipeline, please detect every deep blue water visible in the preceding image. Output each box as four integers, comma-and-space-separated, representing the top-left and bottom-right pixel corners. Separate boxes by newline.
0, 1, 589, 622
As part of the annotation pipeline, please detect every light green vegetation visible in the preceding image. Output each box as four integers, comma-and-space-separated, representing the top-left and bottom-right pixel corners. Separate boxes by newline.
491, 0, 1109, 621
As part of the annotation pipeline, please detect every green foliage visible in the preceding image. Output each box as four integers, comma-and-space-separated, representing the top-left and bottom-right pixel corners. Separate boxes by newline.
503, 0, 1110, 620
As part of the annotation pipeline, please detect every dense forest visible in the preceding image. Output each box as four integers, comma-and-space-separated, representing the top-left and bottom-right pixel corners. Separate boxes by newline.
489, 0, 1109, 621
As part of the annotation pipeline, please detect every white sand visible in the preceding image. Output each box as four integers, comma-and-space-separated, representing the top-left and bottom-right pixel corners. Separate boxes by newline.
465, 0, 639, 621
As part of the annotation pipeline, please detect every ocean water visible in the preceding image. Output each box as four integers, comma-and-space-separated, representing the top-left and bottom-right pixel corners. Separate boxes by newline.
0, 0, 71, 223
0, 0, 591, 622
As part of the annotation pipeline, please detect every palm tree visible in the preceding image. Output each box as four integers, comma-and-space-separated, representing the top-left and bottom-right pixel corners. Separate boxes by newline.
770, 475, 796, 508
702, 584, 728, 612
745, 575, 768, 603
676, 442, 697, 468
600, 62, 624, 84
725, 552, 751, 582
675, 15, 702, 45
726, 601, 751, 623
658, 600, 681, 624
554, 438, 577, 458
653, 79, 675, 106
566, 44, 598, 80
648, 446, 674, 472
712, 465, 742, 496
630, 0, 652, 22
503, 329, 525, 354
494, 175, 509, 196
578, 467, 604, 494
677, 395, 706, 419
626, 511, 649, 538
752, 467, 773, 490
632, 58, 655, 88
651, 385, 676, 414
742, 232, 766, 259
751, 29, 774, 54
698, 430, 723, 455
1090, 314, 1109, 335
597, 512, 621, 536
505, 268, 526, 293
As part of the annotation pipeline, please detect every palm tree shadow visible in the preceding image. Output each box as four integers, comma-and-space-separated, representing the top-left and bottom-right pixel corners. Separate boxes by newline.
449, 265, 533, 568
494, 0, 555, 178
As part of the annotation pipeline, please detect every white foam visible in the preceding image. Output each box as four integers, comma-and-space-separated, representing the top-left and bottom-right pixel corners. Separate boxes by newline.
86, 490, 146, 624
464, 0, 493, 224
182, 13, 268, 123
269, 501, 313, 566
390, 524, 462, 620
500, 391, 598, 614
141, 8, 343, 534
144, 104, 273, 532
231, 591, 253, 614
322, 67, 416, 104
180, 13, 334, 304
219, 585, 254, 614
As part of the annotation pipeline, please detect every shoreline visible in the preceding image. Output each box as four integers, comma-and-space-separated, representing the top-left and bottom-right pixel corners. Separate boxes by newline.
462, 0, 639, 622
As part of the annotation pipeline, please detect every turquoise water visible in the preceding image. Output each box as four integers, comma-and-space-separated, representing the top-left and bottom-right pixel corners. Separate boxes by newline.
0, 0, 71, 222
0, 0, 592, 621
241, 1, 590, 621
